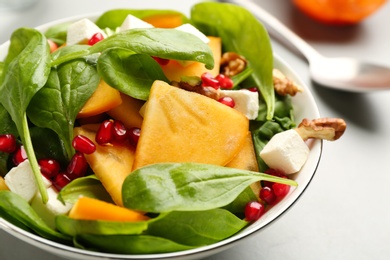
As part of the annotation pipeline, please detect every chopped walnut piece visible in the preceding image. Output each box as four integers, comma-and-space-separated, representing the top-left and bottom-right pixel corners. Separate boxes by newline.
273, 69, 303, 96
220, 52, 247, 77
171, 81, 220, 100
295, 118, 347, 141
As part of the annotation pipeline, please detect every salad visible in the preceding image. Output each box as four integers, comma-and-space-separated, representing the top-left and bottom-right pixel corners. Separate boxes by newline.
0, 2, 345, 255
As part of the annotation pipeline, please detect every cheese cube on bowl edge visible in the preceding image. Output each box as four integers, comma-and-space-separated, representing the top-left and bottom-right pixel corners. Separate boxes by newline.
260, 129, 309, 174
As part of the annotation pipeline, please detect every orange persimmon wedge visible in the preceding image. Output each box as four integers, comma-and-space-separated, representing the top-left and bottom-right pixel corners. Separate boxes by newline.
107, 93, 145, 129
132, 80, 249, 170
69, 197, 149, 222
143, 13, 184, 28
226, 132, 259, 172
77, 80, 122, 118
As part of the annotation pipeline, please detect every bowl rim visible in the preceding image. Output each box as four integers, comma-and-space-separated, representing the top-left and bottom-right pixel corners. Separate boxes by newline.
0, 12, 322, 260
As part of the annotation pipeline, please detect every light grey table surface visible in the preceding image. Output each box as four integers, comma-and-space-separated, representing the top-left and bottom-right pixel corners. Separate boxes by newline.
1, 0, 390, 259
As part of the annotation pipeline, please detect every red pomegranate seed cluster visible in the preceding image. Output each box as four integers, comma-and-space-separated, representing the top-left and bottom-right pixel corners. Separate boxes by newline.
244, 168, 291, 222
260, 169, 290, 206
96, 119, 140, 147
200, 72, 236, 107
1, 119, 141, 191
201, 72, 234, 90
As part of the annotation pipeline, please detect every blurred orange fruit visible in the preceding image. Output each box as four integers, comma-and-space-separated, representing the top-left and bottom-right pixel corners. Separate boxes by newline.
293, 0, 387, 25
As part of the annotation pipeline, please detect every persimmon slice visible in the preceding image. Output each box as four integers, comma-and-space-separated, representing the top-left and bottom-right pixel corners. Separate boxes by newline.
133, 80, 249, 170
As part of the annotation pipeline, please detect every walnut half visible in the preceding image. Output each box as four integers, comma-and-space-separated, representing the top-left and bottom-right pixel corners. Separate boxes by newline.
171, 80, 220, 100
220, 52, 247, 77
273, 69, 303, 96
295, 118, 347, 141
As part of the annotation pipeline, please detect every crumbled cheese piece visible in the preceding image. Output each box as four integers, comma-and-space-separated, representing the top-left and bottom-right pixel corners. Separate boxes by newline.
119, 14, 154, 32
174, 23, 210, 44
66, 18, 107, 45
4, 160, 51, 203
260, 129, 309, 174
220, 89, 259, 120
31, 186, 73, 229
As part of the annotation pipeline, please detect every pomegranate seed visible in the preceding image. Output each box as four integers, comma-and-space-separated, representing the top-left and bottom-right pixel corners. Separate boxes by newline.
96, 120, 114, 145
88, 32, 104, 46
38, 158, 61, 179
247, 87, 258, 92
244, 201, 265, 221
201, 72, 220, 89
72, 135, 96, 154
52, 172, 71, 191
128, 127, 141, 147
260, 186, 277, 205
0, 134, 17, 153
265, 168, 285, 176
272, 183, 290, 198
152, 56, 170, 65
113, 120, 128, 142
67, 152, 88, 179
12, 146, 27, 165
216, 74, 234, 89
218, 96, 235, 108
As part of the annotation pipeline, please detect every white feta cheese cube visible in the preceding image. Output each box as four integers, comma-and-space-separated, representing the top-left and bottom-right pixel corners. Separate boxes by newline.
4, 160, 51, 203
119, 14, 154, 32
260, 129, 309, 174
66, 18, 107, 46
175, 23, 210, 44
220, 89, 259, 120
31, 186, 73, 229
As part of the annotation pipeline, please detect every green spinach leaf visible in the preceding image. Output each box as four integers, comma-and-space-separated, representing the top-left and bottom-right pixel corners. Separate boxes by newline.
27, 60, 100, 159
51, 28, 214, 70
95, 9, 189, 29
0, 28, 51, 202
147, 209, 247, 246
0, 61, 4, 78
223, 186, 258, 214
58, 175, 113, 204
44, 22, 71, 45
29, 127, 68, 165
97, 49, 169, 100
122, 163, 296, 213
231, 66, 254, 89
191, 2, 274, 120
0, 191, 71, 244
55, 215, 147, 237
74, 234, 194, 254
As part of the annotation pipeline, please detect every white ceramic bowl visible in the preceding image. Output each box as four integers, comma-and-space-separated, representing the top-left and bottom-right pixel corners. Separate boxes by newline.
0, 13, 322, 260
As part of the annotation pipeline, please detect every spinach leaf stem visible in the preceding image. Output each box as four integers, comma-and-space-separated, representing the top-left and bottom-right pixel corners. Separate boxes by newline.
22, 113, 48, 203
